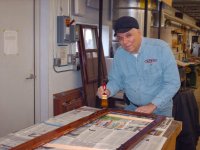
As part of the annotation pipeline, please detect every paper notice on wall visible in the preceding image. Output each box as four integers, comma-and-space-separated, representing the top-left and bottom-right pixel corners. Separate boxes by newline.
3, 30, 18, 55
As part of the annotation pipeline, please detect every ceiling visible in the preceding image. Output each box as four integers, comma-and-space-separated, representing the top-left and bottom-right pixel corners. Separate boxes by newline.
172, 0, 200, 22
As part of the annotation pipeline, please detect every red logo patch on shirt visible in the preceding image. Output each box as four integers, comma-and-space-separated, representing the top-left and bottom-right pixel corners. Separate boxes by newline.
144, 59, 157, 64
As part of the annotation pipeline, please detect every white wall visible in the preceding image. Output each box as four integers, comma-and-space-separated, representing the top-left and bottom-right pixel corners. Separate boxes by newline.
45, 0, 111, 118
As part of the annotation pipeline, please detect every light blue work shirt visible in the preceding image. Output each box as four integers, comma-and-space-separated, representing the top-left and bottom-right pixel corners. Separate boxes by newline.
107, 37, 181, 116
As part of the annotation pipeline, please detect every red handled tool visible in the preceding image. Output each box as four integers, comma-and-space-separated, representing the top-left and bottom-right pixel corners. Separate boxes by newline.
101, 82, 108, 108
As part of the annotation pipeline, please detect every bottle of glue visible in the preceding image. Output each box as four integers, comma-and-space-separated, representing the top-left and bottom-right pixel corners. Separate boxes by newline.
101, 82, 108, 108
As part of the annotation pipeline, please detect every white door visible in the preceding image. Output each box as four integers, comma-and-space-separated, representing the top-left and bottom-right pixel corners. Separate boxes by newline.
0, 0, 35, 137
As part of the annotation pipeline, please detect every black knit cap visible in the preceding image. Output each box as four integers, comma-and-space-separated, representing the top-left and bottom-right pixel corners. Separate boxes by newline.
113, 16, 139, 36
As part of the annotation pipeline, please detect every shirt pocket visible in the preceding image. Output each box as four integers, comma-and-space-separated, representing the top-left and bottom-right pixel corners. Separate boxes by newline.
143, 64, 162, 87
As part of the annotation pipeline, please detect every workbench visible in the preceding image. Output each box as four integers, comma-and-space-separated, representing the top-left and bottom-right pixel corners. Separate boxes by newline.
0, 106, 182, 150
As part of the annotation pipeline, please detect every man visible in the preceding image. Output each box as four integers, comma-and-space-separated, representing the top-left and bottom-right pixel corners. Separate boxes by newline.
97, 16, 180, 116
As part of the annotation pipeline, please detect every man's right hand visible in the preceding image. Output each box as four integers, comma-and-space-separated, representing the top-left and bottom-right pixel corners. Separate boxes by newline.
97, 86, 110, 99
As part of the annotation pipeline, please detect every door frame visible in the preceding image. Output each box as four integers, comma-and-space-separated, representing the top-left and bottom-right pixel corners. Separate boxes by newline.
34, 0, 49, 123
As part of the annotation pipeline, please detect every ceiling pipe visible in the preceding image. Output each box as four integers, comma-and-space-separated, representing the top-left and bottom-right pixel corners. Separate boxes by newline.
164, 12, 200, 31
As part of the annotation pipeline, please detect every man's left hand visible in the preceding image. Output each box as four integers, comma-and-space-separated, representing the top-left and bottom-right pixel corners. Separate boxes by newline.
135, 103, 157, 114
